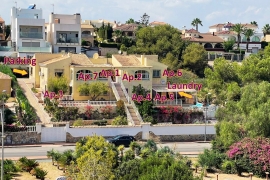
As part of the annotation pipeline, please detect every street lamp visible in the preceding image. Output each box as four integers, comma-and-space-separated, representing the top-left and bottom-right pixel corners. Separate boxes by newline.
1, 90, 6, 180
204, 93, 211, 142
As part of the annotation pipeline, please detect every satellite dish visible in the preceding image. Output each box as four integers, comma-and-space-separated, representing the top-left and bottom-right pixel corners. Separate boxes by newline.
93, 53, 99, 59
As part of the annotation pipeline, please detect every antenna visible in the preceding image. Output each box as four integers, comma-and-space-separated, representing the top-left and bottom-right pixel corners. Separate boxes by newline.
51, 4, 54, 13
14, 1, 17, 8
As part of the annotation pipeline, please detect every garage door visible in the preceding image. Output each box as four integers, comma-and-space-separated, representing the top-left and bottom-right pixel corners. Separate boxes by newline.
41, 127, 66, 142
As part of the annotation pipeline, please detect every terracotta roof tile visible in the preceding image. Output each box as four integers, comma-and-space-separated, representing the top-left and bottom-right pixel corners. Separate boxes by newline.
71, 54, 93, 66
182, 33, 224, 43
0, 72, 11, 79
185, 28, 199, 33
114, 23, 139, 32
0, 17, 4, 22
40, 56, 69, 65
216, 31, 236, 35
81, 24, 94, 29
113, 55, 142, 66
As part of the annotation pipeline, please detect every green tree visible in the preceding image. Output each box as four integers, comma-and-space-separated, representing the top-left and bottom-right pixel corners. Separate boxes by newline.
113, 30, 122, 43
4, 25, 10, 40
126, 18, 135, 24
182, 43, 208, 77
222, 39, 236, 52
243, 28, 255, 52
191, 18, 203, 31
78, 81, 109, 100
250, 21, 258, 26
133, 25, 189, 69
47, 76, 69, 94
230, 23, 245, 49
73, 135, 118, 180
262, 24, 270, 37
140, 13, 150, 25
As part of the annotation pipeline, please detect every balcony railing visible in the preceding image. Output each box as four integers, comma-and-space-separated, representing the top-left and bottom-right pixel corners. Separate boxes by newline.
0, 46, 12, 51
153, 100, 182, 106
20, 32, 43, 39
18, 46, 51, 53
59, 95, 73, 101
57, 38, 79, 44
58, 101, 117, 107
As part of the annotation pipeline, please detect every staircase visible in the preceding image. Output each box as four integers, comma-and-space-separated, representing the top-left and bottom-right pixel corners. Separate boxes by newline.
111, 81, 142, 125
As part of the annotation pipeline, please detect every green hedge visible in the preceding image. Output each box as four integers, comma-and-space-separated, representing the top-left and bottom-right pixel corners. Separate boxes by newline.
99, 43, 118, 48
0, 65, 37, 125
92, 120, 107, 126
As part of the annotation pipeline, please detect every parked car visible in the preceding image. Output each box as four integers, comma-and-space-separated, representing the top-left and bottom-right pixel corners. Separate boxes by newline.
106, 134, 136, 147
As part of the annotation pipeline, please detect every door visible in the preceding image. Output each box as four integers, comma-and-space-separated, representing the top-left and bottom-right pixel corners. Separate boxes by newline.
41, 127, 66, 142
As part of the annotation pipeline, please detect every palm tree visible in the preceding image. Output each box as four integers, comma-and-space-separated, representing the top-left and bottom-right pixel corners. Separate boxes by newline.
262, 24, 270, 37
191, 18, 203, 31
230, 23, 245, 49
250, 21, 258, 27
113, 30, 123, 43
243, 28, 255, 52
47, 149, 57, 165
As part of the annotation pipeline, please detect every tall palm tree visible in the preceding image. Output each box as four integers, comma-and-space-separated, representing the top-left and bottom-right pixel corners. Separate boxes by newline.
191, 18, 203, 31
262, 24, 270, 37
243, 28, 255, 52
230, 23, 245, 49
250, 21, 258, 27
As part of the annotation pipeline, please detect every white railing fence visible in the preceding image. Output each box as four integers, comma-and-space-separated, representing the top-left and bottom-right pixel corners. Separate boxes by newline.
26, 126, 36, 132
153, 100, 182, 106
110, 80, 121, 101
58, 101, 117, 107
119, 79, 130, 104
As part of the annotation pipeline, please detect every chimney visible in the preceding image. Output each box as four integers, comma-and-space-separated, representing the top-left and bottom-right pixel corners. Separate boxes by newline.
212, 32, 214, 36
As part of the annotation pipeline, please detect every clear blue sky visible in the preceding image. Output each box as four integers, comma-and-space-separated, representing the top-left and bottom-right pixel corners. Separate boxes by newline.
0, 0, 269, 32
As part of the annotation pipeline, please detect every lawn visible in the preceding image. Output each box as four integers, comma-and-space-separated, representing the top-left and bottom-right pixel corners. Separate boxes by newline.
13, 162, 64, 180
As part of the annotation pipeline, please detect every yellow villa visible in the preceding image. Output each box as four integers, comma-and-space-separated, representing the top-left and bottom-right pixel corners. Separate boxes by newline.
30, 53, 197, 107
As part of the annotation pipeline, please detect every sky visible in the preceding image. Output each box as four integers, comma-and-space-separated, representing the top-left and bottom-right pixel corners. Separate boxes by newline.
0, 0, 269, 32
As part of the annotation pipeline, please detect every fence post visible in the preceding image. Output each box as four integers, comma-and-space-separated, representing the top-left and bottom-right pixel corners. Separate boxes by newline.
36, 123, 42, 133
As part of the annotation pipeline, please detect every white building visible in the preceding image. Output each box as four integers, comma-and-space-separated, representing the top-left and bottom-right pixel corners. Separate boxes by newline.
209, 22, 263, 53
11, 4, 52, 58
46, 13, 81, 54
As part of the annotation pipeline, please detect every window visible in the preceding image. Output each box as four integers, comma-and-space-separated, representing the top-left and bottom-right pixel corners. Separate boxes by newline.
76, 70, 92, 81
54, 18, 60, 24
135, 70, 149, 80
55, 69, 64, 77
98, 71, 108, 80
153, 70, 161, 78
252, 36, 260, 42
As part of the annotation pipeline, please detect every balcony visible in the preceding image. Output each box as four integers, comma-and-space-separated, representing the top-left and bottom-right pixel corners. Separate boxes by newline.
18, 46, 51, 53
81, 34, 93, 38
20, 32, 43, 39
56, 38, 79, 44
0, 46, 12, 51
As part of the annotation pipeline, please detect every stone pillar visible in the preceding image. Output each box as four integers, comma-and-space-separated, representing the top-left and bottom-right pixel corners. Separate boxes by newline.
36, 123, 42, 133
141, 123, 151, 140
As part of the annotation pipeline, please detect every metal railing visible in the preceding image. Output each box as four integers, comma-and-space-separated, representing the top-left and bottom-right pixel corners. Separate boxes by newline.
81, 34, 93, 38
20, 32, 43, 39
0, 46, 12, 51
26, 126, 36, 132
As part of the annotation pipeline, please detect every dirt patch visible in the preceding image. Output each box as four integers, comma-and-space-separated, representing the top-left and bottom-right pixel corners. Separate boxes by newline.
13, 162, 65, 180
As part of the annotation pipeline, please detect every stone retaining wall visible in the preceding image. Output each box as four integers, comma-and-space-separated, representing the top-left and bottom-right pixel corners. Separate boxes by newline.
149, 131, 215, 142
0, 132, 41, 145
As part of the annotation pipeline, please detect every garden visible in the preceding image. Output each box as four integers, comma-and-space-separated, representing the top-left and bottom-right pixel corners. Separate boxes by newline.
0, 65, 37, 132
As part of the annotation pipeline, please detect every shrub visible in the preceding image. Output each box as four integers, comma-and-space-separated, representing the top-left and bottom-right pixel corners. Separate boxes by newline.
35, 167, 48, 180
227, 137, 270, 177
85, 105, 94, 119
100, 105, 113, 118
92, 120, 107, 126
221, 160, 236, 174
112, 116, 128, 125
198, 149, 226, 170
116, 100, 126, 116
73, 119, 84, 127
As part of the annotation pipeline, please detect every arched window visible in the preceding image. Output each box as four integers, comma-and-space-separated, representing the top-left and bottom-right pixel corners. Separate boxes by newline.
135, 70, 149, 80
76, 70, 92, 81
214, 43, 223, 48
204, 43, 213, 48
98, 70, 109, 80
242, 37, 247, 42
252, 36, 260, 42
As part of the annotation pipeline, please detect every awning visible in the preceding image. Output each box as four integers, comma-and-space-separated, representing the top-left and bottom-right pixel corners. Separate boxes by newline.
179, 92, 192, 98
152, 86, 197, 93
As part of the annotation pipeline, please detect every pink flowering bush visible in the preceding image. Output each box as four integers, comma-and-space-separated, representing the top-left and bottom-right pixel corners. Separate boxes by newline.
227, 137, 270, 177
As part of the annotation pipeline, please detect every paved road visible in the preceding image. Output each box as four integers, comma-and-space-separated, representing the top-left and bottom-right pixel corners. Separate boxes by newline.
3, 142, 211, 160
17, 78, 51, 123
